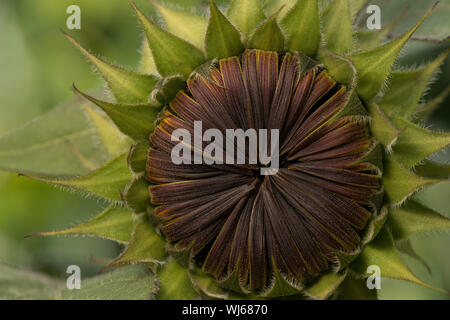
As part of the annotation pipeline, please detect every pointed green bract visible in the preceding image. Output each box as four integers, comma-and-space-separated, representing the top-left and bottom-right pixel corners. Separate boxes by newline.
139, 38, 158, 74
282, 0, 321, 56
414, 160, 450, 180
81, 101, 132, 157
206, 0, 244, 59
321, 0, 353, 54
152, 75, 187, 105
131, 1, 205, 77
151, 0, 207, 49
227, 0, 266, 36
75, 86, 160, 141
303, 271, 347, 300
25, 205, 133, 243
21, 152, 132, 202
337, 277, 378, 300
413, 86, 450, 123
189, 268, 229, 299
262, 258, 302, 297
351, 228, 446, 293
367, 103, 400, 147
389, 200, 450, 240
395, 238, 431, 275
157, 259, 200, 300
349, 0, 367, 20
354, 13, 402, 51
390, 116, 450, 169
109, 215, 166, 267
350, 4, 436, 101
128, 141, 150, 175
382, 158, 439, 205
248, 13, 284, 52
379, 50, 449, 119
263, 0, 296, 19
123, 177, 150, 213
64, 32, 158, 104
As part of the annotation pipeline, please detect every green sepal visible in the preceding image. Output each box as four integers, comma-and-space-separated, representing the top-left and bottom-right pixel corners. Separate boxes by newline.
261, 257, 302, 298
379, 49, 449, 119
81, 101, 132, 157
63, 31, 159, 104
353, 141, 384, 173
248, 11, 285, 52
336, 276, 378, 300
414, 160, 450, 180
156, 259, 200, 300
151, 0, 207, 49
319, 51, 356, 86
413, 86, 450, 123
130, 1, 205, 78
206, 0, 244, 59
361, 205, 389, 246
350, 228, 447, 293
123, 176, 150, 213
108, 214, 167, 268
367, 103, 401, 148
349, 4, 436, 101
189, 267, 229, 299
282, 0, 321, 56
24, 205, 133, 243
151, 75, 186, 105
227, 0, 266, 36
74, 86, 161, 141
390, 116, 450, 169
218, 264, 250, 295
331, 248, 361, 272
263, 0, 296, 18
20, 152, 131, 203
349, 0, 368, 20
395, 239, 431, 275
294, 51, 321, 76
139, 37, 158, 74
128, 141, 150, 175
382, 158, 440, 206
353, 12, 402, 51
389, 200, 450, 240
303, 271, 347, 300
321, 0, 353, 55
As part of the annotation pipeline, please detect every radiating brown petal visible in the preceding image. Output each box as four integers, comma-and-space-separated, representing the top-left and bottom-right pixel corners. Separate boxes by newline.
187, 75, 238, 131
273, 171, 360, 249
160, 180, 256, 241
262, 178, 308, 282
203, 197, 248, 277
248, 188, 267, 290
220, 57, 251, 129
267, 53, 298, 131
282, 70, 315, 139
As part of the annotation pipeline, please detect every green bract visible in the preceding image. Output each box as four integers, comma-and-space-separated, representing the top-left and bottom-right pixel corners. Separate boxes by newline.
7, 0, 450, 299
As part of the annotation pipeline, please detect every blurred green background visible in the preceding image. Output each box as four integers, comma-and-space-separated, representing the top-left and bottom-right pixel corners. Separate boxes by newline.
0, 0, 448, 299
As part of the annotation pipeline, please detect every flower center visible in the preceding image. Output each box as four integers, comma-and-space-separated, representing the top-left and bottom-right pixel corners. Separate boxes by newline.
146, 49, 381, 292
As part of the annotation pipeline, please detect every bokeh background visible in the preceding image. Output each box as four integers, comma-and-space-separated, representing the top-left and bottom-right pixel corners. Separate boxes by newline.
0, 0, 449, 299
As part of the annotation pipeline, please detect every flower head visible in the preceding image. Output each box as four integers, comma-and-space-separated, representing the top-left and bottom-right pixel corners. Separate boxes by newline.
24, 0, 450, 299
